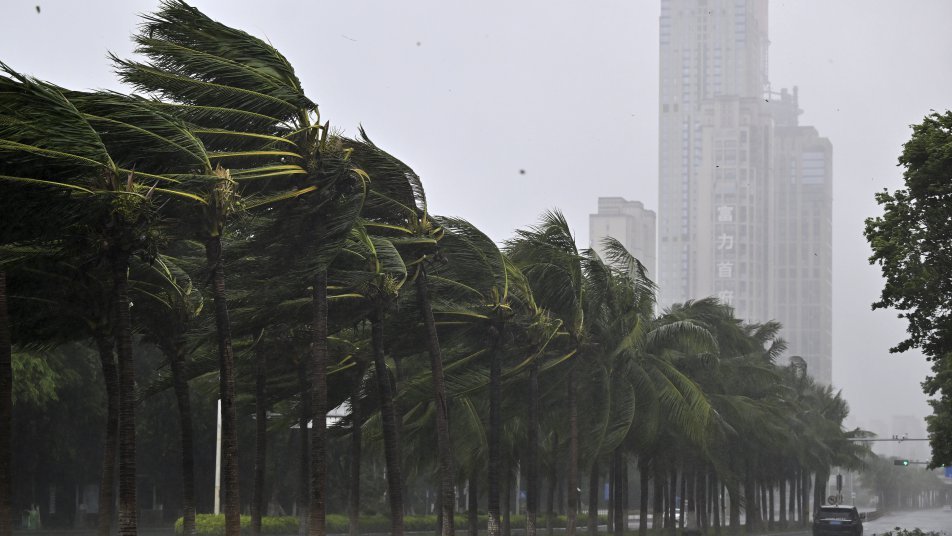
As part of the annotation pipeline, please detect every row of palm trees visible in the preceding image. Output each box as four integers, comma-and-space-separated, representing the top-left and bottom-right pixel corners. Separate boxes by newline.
0, 3, 867, 536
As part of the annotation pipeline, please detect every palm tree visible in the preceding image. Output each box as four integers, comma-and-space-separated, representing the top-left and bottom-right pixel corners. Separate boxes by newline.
507, 210, 586, 536
0, 242, 129, 536
344, 132, 457, 536
116, 4, 370, 533
0, 67, 210, 536
0, 268, 10, 536
132, 250, 207, 536
335, 224, 409, 535
425, 217, 514, 536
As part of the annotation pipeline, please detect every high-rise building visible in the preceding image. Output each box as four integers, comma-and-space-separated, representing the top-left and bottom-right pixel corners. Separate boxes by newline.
658, 0, 833, 383
770, 88, 833, 383
589, 197, 657, 280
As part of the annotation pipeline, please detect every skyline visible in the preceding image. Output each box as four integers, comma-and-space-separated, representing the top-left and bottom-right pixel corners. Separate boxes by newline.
1, 0, 950, 436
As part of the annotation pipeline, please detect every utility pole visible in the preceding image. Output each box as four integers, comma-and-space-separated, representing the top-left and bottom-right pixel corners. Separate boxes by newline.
214, 399, 222, 515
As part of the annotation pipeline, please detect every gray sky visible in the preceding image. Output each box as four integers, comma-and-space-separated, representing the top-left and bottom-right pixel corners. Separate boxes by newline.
3, 0, 951, 444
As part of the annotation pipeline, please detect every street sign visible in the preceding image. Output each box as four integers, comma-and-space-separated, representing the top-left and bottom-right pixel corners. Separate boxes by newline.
945, 466, 952, 478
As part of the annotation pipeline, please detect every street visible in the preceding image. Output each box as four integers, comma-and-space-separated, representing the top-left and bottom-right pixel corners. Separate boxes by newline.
865, 509, 952, 534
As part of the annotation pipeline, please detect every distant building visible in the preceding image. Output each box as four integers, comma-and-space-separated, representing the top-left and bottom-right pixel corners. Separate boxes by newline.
769, 88, 833, 383
589, 197, 657, 281
657, 0, 833, 384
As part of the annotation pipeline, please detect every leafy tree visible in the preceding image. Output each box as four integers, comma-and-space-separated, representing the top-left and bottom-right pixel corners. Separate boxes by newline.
865, 110, 952, 468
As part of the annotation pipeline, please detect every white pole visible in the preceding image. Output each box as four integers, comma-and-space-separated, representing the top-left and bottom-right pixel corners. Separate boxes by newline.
515, 463, 521, 515
214, 398, 222, 515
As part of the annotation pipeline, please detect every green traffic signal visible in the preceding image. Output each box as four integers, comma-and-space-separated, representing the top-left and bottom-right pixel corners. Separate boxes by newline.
893, 459, 910, 466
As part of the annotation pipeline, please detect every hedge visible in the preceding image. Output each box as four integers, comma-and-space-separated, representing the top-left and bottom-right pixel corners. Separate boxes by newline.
174, 515, 297, 535
177, 513, 609, 535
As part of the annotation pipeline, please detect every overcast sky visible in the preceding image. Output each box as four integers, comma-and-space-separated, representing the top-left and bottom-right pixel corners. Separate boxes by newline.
2, 1, 951, 446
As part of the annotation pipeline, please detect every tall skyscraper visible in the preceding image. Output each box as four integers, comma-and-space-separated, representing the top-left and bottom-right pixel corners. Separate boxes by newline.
770, 88, 833, 383
658, 0, 833, 383
589, 197, 657, 280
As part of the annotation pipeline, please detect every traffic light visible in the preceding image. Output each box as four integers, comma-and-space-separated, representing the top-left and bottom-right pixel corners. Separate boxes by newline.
893, 459, 910, 466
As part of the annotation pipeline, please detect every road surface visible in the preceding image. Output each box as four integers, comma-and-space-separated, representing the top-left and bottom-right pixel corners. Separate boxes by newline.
865, 508, 952, 535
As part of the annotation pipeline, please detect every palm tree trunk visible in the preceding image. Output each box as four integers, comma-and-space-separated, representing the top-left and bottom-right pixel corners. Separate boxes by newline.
391, 356, 407, 516
205, 237, 240, 536
297, 362, 310, 536
728, 483, 740, 531
588, 461, 599, 536
546, 466, 556, 536
667, 468, 677, 533
678, 473, 684, 531
813, 470, 828, 513
790, 474, 800, 525
800, 471, 811, 527
698, 470, 707, 530
526, 362, 540, 536
622, 463, 629, 532
503, 463, 512, 536
110, 250, 138, 536
778, 473, 786, 527
743, 476, 756, 533
652, 467, 663, 533
168, 345, 196, 536
468, 477, 478, 536
607, 458, 614, 533
435, 487, 443, 536
94, 334, 118, 536
252, 346, 267, 536
711, 473, 720, 536
488, 327, 502, 536
612, 449, 624, 536
638, 462, 649, 536
415, 268, 455, 536
309, 270, 328, 536
0, 271, 14, 536
348, 363, 364, 536
371, 306, 404, 536
567, 366, 578, 536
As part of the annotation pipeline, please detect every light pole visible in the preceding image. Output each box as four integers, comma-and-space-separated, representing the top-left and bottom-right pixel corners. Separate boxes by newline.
214, 398, 222, 515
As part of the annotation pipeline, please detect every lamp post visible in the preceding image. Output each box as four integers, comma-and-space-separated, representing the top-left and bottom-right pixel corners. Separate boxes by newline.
214, 399, 222, 515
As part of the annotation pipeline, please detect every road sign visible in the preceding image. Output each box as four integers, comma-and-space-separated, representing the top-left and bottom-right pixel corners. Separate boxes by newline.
945, 466, 952, 478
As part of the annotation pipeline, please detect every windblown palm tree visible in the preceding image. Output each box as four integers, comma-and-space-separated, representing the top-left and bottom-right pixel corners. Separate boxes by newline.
115, 3, 371, 533
0, 66, 211, 536
333, 222, 409, 536
506, 210, 586, 536
344, 131, 457, 536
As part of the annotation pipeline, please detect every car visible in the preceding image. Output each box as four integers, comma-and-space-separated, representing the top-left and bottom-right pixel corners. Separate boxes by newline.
813, 505, 863, 536
942, 504, 951, 512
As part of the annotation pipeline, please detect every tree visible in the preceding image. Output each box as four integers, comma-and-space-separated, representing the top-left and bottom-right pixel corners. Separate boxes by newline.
0, 266, 10, 536
116, 4, 370, 534
507, 210, 585, 536
427, 217, 516, 536
0, 68, 212, 536
133, 250, 207, 536
864, 110, 952, 468
345, 132, 455, 536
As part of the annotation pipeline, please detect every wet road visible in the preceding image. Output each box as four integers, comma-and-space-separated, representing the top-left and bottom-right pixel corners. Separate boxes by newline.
864, 508, 952, 535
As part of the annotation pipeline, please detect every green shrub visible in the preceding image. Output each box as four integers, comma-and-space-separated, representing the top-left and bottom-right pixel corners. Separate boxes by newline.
174, 514, 299, 536
176, 512, 609, 535
880, 529, 943, 536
